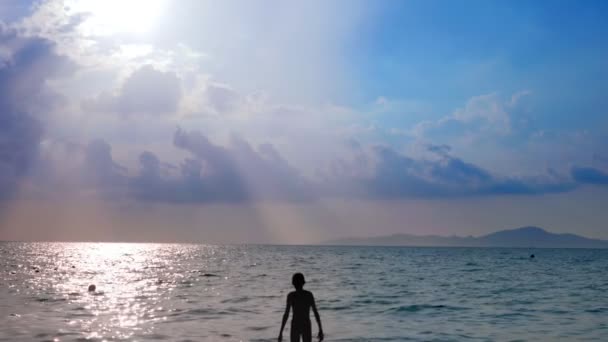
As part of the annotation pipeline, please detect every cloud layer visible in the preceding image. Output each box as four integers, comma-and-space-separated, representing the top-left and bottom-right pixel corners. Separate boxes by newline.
24, 130, 584, 204
0, 2, 606, 208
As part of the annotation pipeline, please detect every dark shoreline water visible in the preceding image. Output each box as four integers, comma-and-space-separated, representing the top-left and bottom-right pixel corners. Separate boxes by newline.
2, 242, 608, 341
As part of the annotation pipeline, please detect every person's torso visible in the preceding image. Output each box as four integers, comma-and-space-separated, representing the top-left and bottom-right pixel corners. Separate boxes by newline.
291, 290, 312, 322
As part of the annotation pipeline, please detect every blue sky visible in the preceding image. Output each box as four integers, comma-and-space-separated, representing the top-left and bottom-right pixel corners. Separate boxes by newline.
354, 1, 608, 130
0, 0, 607, 243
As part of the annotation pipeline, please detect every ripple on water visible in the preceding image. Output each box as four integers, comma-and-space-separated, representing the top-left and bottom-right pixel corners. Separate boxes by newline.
388, 304, 470, 314
1, 243, 608, 341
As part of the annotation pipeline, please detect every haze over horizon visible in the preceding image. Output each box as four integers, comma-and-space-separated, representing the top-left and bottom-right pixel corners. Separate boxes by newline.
1, 0, 608, 244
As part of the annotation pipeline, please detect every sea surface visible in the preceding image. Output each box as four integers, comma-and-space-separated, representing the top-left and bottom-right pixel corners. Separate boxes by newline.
1, 242, 607, 341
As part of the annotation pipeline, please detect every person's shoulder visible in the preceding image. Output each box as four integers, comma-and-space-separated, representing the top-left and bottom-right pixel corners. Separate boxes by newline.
304, 290, 314, 297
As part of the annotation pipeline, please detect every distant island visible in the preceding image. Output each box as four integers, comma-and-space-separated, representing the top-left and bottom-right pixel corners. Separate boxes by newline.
324, 226, 608, 248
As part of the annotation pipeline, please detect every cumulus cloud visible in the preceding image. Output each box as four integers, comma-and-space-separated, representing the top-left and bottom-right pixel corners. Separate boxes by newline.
453, 93, 511, 132
84, 139, 127, 187
0, 26, 72, 198
171, 128, 312, 202
128, 150, 178, 202
0, 111, 42, 198
413, 91, 532, 139
84, 65, 181, 115
71, 129, 314, 203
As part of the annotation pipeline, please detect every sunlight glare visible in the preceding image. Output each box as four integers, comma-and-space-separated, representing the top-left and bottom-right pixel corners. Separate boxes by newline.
69, 0, 166, 35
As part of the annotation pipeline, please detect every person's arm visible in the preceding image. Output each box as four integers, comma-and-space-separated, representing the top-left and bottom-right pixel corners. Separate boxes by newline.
278, 293, 291, 341
311, 293, 324, 341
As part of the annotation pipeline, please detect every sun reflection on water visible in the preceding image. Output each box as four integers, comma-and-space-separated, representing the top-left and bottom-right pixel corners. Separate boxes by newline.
53, 244, 153, 339
3, 242, 281, 341
21, 242, 201, 340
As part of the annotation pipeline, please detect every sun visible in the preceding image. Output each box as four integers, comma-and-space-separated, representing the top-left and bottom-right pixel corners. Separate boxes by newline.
68, 0, 166, 35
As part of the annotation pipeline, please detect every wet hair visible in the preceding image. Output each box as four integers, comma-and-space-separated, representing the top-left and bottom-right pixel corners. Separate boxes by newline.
292, 273, 306, 288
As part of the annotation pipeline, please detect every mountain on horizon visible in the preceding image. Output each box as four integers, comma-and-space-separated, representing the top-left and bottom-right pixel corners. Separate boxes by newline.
324, 226, 608, 248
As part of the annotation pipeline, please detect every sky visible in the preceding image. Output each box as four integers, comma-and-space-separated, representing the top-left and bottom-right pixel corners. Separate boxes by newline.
0, 0, 607, 243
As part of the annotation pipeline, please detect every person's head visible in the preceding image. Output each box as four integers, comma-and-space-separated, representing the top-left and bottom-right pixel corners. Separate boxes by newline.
292, 273, 305, 290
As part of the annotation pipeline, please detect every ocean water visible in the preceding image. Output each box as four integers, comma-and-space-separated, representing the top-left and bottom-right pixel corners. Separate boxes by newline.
1, 243, 607, 341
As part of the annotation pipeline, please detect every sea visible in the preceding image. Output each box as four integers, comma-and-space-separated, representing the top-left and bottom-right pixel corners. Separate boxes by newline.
1, 242, 607, 341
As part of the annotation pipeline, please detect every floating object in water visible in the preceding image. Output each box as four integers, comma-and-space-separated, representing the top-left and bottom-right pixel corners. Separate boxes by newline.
202, 273, 219, 277
88, 284, 96, 292
530, 254, 535, 259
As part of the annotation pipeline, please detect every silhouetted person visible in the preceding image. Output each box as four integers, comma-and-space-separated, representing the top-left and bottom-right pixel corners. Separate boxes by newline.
278, 273, 323, 342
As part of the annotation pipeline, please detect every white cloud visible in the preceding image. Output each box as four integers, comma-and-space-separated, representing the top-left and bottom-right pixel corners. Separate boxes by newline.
83, 65, 181, 116
453, 93, 511, 133
412, 91, 532, 139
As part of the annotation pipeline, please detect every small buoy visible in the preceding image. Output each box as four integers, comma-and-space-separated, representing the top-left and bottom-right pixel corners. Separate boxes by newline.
88, 284, 96, 292
530, 254, 535, 259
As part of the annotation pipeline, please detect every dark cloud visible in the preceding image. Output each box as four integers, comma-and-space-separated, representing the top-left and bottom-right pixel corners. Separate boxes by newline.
571, 167, 608, 185
118, 129, 313, 203
169, 128, 312, 202
84, 139, 127, 187
84, 65, 181, 115
129, 151, 179, 202
0, 26, 71, 198
139, 151, 162, 179
593, 153, 608, 166
0, 110, 42, 197
323, 144, 575, 199
426, 143, 451, 157
172, 129, 249, 201
31, 134, 583, 203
